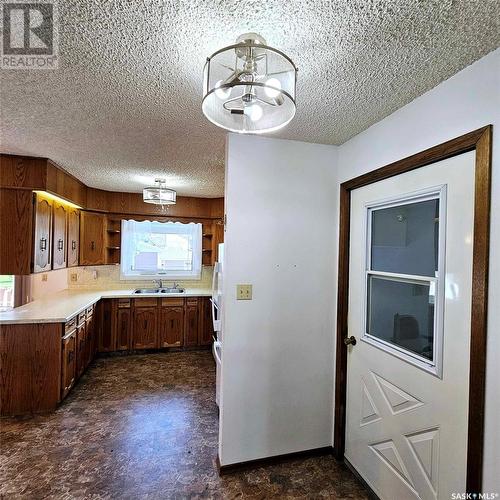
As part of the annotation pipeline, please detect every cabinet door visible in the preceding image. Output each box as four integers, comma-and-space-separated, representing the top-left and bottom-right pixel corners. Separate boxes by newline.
85, 315, 94, 367
132, 307, 158, 349
52, 201, 67, 270
199, 297, 214, 346
33, 194, 53, 273
76, 323, 86, 378
61, 331, 76, 399
184, 302, 199, 347
99, 299, 116, 352
115, 305, 131, 350
160, 306, 184, 347
80, 211, 105, 265
67, 208, 80, 267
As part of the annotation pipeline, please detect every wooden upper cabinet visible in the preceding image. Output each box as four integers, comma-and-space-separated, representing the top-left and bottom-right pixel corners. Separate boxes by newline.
80, 211, 105, 265
160, 305, 184, 347
0, 189, 33, 275
52, 201, 67, 270
33, 193, 53, 273
67, 207, 80, 267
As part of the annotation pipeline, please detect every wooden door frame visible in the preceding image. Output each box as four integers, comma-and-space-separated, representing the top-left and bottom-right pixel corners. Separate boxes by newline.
333, 125, 492, 493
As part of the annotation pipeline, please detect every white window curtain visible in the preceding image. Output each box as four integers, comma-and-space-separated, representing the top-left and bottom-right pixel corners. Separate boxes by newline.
120, 220, 202, 280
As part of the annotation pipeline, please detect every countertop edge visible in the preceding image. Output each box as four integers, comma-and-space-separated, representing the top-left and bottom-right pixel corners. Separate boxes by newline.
0, 290, 212, 325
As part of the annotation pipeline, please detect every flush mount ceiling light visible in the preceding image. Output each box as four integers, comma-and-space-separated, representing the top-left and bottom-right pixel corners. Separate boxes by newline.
143, 179, 176, 205
202, 33, 297, 134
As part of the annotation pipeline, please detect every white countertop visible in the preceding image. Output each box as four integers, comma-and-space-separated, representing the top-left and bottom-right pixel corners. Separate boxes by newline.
0, 288, 212, 325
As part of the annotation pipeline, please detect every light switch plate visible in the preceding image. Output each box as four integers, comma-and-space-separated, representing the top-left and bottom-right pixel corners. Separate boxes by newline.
41, 274, 48, 282
70, 273, 78, 282
237, 284, 252, 300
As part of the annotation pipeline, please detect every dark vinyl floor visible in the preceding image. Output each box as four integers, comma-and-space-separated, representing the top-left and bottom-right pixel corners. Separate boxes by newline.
0, 351, 369, 499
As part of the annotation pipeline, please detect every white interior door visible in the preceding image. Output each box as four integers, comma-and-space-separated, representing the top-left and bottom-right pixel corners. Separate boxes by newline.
345, 151, 476, 500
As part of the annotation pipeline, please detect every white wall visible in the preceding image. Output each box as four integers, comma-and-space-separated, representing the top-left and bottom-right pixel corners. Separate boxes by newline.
219, 134, 338, 465
336, 48, 500, 490
26, 268, 68, 301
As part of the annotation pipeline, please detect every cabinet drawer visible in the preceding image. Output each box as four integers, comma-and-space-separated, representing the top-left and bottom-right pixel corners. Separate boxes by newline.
86, 305, 94, 318
161, 297, 185, 307
186, 297, 199, 306
134, 298, 158, 307
78, 311, 86, 325
65, 317, 77, 334
117, 298, 131, 308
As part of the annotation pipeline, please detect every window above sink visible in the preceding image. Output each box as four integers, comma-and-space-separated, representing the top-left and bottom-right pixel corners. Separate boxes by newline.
120, 220, 202, 281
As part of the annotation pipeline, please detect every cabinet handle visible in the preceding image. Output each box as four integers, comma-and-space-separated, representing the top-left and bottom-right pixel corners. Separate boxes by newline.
72, 240, 77, 251
57, 239, 64, 251
91, 241, 95, 250
40, 238, 47, 251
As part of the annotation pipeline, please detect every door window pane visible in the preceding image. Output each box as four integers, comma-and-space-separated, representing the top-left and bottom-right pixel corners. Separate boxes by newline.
371, 199, 439, 277
366, 276, 434, 361
0, 275, 15, 311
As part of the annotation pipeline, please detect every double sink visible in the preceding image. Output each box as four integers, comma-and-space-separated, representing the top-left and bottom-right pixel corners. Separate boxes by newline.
134, 287, 185, 294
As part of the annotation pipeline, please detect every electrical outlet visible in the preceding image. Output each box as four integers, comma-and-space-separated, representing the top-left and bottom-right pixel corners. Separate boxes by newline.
41, 273, 48, 282
70, 273, 78, 282
237, 284, 252, 300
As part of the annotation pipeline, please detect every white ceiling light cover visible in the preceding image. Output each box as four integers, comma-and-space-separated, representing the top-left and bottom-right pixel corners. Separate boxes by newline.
143, 179, 177, 205
202, 33, 297, 134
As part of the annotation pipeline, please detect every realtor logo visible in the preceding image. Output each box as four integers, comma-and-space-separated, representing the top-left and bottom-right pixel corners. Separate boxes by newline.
1, 1, 58, 69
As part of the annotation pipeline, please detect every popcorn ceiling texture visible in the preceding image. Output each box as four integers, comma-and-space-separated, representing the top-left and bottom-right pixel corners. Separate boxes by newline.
67, 265, 213, 290
1, 0, 499, 197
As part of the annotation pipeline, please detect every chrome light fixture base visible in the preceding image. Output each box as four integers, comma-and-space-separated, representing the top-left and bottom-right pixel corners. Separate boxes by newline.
143, 179, 176, 206
202, 33, 297, 134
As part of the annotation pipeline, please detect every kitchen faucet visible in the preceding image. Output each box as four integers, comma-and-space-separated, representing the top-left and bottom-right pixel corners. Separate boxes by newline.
154, 279, 164, 289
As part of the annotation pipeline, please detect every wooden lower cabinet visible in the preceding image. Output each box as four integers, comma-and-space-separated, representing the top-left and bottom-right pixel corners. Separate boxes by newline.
160, 305, 184, 347
85, 306, 95, 368
76, 320, 87, 379
132, 303, 158, 349
61, 329, 76, 399
61, 306, 97, 401
115, 300, 132, 350
199, 296, 214, 346
96, 296, 212, 353
100, 299, 116, 352
184, 299, 200, 347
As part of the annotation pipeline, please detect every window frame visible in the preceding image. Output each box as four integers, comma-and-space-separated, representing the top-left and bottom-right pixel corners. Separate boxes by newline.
119, 220, 203, 281
361, 185, 447, 377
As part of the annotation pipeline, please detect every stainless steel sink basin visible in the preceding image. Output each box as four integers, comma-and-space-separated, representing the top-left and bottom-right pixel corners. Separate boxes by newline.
160, 287, 185, 294
133, 287, 185, 294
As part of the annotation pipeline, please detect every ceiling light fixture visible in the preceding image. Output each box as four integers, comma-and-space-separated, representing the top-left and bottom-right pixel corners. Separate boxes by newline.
202, 33, 297, 134
143, 179, 176, 206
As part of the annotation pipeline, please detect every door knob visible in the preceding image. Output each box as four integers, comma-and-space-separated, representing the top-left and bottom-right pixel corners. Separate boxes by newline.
344, 336, 357, 346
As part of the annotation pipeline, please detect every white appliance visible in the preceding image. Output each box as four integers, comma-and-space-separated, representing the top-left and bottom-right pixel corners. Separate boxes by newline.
211, 243, 224, 406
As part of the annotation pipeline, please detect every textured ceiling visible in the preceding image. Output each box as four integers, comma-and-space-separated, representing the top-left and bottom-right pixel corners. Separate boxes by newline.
1, 0, 499, 197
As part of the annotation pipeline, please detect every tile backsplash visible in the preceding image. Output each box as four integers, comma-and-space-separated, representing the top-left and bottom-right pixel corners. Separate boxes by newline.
67, 265, 214, 290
